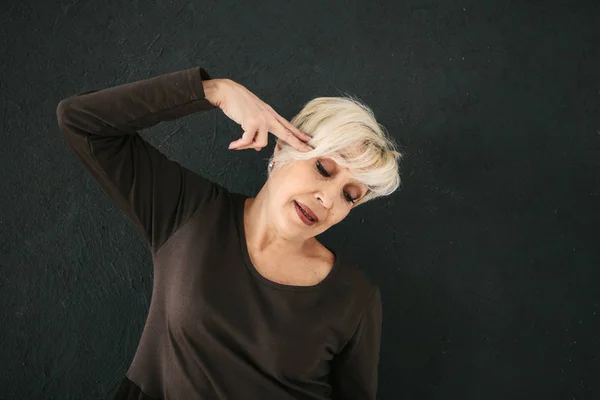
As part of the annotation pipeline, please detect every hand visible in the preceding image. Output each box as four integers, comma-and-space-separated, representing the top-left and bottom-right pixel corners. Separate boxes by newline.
204, 78, 313, 152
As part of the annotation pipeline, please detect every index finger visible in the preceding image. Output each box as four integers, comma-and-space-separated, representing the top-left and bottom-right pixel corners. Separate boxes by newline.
265, 104, 313, 142
279, 135, 313, 152
270, 121, 313, 152
283, 131, 313, 152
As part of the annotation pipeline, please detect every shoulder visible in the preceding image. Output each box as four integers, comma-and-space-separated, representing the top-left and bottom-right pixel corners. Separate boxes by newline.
328, 253, 381, 311
325, 255, 382, 343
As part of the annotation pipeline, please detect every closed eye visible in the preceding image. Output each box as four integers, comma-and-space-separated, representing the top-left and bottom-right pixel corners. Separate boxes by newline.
316, 160, 330, 177
315, 160, 357, 204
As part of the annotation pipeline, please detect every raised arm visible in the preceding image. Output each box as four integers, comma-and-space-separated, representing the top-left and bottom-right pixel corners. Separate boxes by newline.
56, 66, 220, 255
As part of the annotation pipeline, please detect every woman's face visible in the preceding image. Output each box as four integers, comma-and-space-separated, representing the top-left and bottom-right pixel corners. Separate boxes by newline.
266, 156, 368, 241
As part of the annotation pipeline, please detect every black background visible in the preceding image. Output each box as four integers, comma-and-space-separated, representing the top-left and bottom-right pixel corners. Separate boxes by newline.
1, 0, 599, 398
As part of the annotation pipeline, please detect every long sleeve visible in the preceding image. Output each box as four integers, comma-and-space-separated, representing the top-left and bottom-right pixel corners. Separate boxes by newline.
56, 66, 220, 255
330, 287, 383, 400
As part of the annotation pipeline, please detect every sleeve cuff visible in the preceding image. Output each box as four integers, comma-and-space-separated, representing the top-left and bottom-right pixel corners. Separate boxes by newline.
188, 66, 216, 106
199, 66, 212, 82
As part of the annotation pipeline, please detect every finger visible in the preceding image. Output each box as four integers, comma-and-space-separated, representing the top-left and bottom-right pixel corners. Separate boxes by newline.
255, 125, 269, 149
234, 125, 268, 151
280, 117, 312, 143
264, 116, 313, 152
233, 142, 261, 151
265, 103, 312, 142
232, 145, 262, 151
233, 145, 262, 151
269, 119, 314, 152
272, 119, 313, 152
282, 131, 313, 153
229, 129, 256, 149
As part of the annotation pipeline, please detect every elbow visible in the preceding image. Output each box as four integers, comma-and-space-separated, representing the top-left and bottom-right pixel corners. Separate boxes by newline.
56, 98, 71, 132
56, 90, 98, 135
56, 97, 82, 140
56, 97, 75, 130
56, 97, 85, 150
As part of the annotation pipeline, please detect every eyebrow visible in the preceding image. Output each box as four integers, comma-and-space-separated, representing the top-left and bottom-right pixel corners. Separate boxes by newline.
322, 157, 370, 192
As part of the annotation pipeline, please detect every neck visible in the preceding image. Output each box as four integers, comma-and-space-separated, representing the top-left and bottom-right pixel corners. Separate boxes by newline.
243, 188, 314, 257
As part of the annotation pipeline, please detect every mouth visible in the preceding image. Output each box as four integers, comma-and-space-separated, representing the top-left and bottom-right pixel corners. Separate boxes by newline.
294, 200, 319, 225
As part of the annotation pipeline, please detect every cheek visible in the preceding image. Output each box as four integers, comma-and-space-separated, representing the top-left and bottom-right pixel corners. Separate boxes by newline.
278, 174, 312, 196
270, 177, 304, 207
324, 208, 349, 226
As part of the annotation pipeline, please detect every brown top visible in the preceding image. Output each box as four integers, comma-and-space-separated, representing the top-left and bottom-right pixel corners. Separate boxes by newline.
56, 66, 382, 399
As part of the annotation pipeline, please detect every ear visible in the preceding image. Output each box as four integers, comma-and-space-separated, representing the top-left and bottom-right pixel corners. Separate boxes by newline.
274, 141, 282, 153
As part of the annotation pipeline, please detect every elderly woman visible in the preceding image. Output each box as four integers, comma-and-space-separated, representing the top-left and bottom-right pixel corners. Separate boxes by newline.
56, 66, 401, 400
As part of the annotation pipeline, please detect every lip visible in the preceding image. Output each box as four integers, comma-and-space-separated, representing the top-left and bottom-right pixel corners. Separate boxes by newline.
294, 201, 319, 225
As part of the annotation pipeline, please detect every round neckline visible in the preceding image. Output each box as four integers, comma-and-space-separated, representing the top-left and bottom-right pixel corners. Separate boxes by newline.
234, 194, 341, 291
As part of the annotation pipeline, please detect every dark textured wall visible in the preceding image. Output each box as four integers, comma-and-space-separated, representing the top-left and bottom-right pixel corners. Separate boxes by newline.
1, 0, 599, 398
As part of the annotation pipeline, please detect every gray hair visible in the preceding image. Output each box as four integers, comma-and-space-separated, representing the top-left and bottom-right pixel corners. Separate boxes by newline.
268, 95, 402, 206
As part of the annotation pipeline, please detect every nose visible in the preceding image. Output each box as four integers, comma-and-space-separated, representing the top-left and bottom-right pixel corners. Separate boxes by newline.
315, 188, 334, 209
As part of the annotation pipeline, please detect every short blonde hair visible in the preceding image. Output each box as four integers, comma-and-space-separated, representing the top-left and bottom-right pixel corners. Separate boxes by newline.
268, 95, 403, 206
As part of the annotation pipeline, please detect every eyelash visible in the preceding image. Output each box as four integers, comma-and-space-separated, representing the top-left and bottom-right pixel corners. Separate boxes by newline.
316, 161, 357, 204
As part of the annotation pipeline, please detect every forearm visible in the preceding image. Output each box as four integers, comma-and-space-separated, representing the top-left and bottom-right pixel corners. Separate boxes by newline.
57, 66, 216, 137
